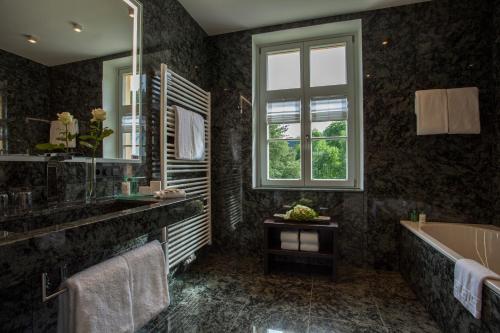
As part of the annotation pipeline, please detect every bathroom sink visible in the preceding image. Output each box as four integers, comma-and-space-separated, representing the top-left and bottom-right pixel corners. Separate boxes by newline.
0, 199, 159, 234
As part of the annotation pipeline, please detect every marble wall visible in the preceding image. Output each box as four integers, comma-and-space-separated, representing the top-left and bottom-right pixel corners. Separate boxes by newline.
0, 49, 51, 154
493, 0, 500, 228
208, 0, 498, 269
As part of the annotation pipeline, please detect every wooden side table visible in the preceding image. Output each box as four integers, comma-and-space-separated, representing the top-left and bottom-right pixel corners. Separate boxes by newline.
263, 219, 339, 281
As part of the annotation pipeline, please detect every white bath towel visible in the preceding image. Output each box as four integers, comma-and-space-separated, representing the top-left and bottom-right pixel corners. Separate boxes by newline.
280, 230, 299, 243
300, 231, 319, 245
453, 259, 500, 319
50, 119, 78, 148
415, 89, 448, 135
57, 256, 134, 333
281, 241, 299, 251
174, 105, 205, 160
121, 240, 170, 330
447, 87, 480, 134
300, 243, 319, 252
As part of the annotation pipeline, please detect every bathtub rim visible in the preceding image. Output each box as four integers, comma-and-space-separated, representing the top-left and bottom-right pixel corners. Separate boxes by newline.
400, 220, 500, 296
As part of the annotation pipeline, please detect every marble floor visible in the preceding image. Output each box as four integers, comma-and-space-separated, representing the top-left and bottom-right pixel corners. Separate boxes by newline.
140, 253, 442, 333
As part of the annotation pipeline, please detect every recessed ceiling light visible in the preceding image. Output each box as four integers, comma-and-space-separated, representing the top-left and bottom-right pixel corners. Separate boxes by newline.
128, 8, 134, 18
72, 22, 83, 33
25, 35, 38, 44
382, 39, 390, 46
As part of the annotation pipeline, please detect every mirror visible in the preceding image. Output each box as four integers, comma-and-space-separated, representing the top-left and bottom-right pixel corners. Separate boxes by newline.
0, 0, 143, 160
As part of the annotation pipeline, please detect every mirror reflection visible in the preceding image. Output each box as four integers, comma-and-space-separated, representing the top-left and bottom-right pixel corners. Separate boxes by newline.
0, 0, 143, 160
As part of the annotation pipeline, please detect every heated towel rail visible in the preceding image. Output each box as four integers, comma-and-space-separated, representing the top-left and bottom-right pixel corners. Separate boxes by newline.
159, 64, 212, 268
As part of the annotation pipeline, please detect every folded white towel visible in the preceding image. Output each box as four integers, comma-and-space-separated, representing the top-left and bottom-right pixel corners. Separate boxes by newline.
154, 188, 186, 199
121, 241, 169, 330
57, 256, 134, 333
447, 87, 480, 134
300, 243, 319, 252
281, 241, 299, 251
415, 89, 448, 135
280, 231, 299, 243
50, 119, 79, 148
453, 259, 500, 319
174, 106, 205, 160
300, 231, 319, 245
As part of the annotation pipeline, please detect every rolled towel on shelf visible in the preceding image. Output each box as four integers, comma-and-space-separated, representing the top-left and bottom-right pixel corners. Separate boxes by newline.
300, 243, 319, 252
280, 230, 299, 243
281, 241, 299, 251
154, 188, 186, 199
300, 231, 319, 245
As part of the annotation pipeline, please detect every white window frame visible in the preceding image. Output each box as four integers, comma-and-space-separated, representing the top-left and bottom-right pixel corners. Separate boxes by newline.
254, 24, 363, 191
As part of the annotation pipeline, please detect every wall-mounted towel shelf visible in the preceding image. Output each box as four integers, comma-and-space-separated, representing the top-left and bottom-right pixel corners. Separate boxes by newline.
41, 227, 168, 302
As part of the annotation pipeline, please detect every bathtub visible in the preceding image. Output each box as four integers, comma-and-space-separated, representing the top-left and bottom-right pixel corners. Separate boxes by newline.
401, 221, 500, 295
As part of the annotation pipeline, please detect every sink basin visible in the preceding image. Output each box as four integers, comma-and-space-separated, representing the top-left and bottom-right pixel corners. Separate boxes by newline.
0, 199, 158, 234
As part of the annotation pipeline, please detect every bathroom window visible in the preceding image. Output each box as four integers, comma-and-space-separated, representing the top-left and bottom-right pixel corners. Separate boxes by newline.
255, 33, 362, 190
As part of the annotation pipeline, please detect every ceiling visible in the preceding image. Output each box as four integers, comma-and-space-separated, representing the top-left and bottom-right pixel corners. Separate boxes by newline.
0, 0, 133, 66
178, 0, 430, 36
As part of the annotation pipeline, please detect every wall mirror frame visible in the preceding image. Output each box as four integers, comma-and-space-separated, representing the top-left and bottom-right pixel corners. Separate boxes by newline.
0, 0, 144, 163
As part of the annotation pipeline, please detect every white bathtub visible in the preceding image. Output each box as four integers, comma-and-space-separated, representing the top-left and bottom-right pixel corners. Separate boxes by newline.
401, 220, 500, 295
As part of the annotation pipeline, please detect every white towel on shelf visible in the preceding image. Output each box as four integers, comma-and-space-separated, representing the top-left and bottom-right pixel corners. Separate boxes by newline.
50, 119, 79, 148
174, 105, 205, 160
300, 243, 319, 252
121, 241, 170, 330
453, 259, 500, 319
447, 87, 480, 134
281, 241, 299, 251
300, 231, 319, 245
415, 89, 448, 135
57, 256, 134, 333
280, 230, 299, 243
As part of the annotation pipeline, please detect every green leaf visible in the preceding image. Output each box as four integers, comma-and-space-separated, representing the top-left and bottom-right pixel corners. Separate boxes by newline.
79, 135, 95, 141
80, 141, 94, 149
35, 143, 65, 151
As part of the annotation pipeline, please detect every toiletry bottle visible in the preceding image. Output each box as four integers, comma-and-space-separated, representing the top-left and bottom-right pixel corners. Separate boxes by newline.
121, 178, 131, 196
419, 212, 426, 224
409, 210, 418, 222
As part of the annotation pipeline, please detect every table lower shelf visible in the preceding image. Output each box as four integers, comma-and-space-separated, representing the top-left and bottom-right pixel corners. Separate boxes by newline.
267, 248, 334, 259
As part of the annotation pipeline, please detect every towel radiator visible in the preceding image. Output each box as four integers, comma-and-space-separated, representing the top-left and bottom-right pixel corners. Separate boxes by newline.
159, 64, 212, 268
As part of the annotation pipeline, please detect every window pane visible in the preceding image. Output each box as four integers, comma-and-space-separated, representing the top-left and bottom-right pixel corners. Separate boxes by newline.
312, 121, 347, 138
310, 43, 346, 87
267, 100, 301, 139
268, 124, 301, 139
122, 73, 133, 106
312, 139, 347, 180
267, 50, 300, 91
268, 140, 301, 180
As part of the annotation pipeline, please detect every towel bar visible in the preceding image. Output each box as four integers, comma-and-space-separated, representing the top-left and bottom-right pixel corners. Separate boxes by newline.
41, 228, 168, 302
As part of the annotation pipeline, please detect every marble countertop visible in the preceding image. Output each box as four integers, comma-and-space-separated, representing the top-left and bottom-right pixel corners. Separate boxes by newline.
0, 195, 202, 247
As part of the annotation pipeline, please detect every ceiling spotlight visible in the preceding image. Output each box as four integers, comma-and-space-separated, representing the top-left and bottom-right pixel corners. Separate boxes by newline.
128, 7, 134, 18
72, 22, 83, 33
25, 35, 38, 44
382, 39, 390, 46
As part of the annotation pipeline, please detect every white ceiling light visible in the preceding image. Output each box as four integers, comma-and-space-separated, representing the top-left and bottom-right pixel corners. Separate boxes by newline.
72, 22, 83, 33
25, 34, 38, 44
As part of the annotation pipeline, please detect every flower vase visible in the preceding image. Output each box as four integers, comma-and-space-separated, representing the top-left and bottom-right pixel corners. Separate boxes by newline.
86, 157, 97, 203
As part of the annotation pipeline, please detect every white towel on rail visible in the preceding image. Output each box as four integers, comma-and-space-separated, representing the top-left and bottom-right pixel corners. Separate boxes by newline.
174, 105, 205, 160
415, 89, 448, 135
453, 259, 500, 319
447, 87, 480, 134
57, 256, 134, 333
121, 240, 170, 330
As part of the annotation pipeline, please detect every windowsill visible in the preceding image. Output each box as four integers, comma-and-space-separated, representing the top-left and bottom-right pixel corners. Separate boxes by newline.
252, 186, 364, 193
